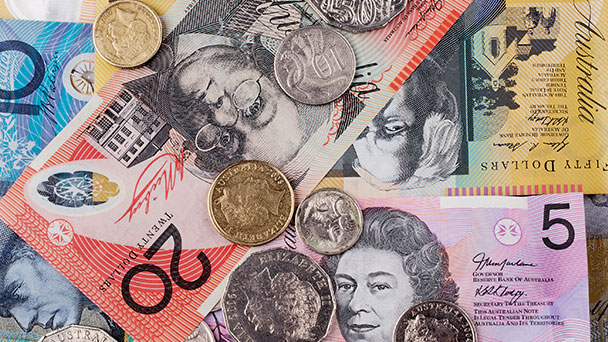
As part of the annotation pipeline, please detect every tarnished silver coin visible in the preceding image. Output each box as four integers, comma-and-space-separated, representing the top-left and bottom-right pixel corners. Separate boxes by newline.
307, 0, 408, 32
222, 248, 335, 342
185, 321, 215, 342
38, 325, 117, 342
296, 188, 363, 255
275, 26, 356, 105
393, 301, 476, 342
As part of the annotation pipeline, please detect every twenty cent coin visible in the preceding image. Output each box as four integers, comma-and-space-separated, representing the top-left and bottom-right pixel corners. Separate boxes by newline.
185, 321, 215, 342
393, 300, 476, 342
39, 325, 117, 342
208, 160, 294, 246
94, 0, 162, 68
296, 188, 363, 255
222, 248, 336, 342
307, 0, 408, 32
275, 26, 356, 105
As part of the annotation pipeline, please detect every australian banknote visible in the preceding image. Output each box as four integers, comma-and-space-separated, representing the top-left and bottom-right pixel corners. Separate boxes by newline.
257, 193, 589, 342
585, 195, 608, 342
0, 0, 473, 340
323, 0, 608, 197
0, 0, 95, 23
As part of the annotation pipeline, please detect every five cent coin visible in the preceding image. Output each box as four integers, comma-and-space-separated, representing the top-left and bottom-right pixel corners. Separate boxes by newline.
222, 248, 336, 342
38, 325, 117, 342
393, 300, 477, 342
307, 0, 408, 32
185, 321, 215, 342
209, 160, 294, 246
275, 26, 356, 105
296, 188, 363, 255
94, 0, 162, 68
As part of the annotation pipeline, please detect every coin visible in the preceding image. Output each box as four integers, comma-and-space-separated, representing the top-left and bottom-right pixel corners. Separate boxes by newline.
208, 160, 294, 246
296, 188, 363, 255
185, 321, 215, 342
93, 0, 162, 68
274, 26, 356, 105
307, 0, 408, 32
38, 325, 117, 342
393, 300, 476, 342
222, 248, 335, 342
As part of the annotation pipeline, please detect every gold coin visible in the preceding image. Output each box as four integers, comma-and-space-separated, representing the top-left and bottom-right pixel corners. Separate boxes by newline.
93, 0, 162, 68
208, 161, 295, 246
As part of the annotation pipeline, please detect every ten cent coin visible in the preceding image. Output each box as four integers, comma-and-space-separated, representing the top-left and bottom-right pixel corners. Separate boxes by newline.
393, 300, 477, 342
274, 26, 356, 105
93, 0, 162, 68
222, 248, 336, 342
307, 0, 408, 32
208, 160, 294, 246
296, 188, 363, 255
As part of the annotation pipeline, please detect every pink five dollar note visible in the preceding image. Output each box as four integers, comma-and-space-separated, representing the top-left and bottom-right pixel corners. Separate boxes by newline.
261, 193, 590, 341
0, 0, 472, 341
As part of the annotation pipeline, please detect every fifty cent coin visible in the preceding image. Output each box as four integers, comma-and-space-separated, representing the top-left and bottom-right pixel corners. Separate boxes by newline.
307, 0, 408, 32
275, 26, 356, 105
222, 248, 335, 342
185, 321, 215, 342
38, 325, 117, 342
94, 0, 162, 68
296, 188, 362, 255
209, 160, 294, 246
393, 300, 476, 342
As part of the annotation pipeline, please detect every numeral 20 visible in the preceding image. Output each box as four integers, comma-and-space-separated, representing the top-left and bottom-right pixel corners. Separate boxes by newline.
543, 203, 575, 251
0, 40, 45, 115
121, 224, 212, 314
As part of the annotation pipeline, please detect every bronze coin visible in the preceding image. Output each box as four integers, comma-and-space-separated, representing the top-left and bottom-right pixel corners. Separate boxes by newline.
208, 160, 294, 246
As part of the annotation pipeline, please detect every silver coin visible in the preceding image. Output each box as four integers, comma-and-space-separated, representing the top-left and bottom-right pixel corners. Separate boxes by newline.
296, 188, 363, 255
274, 26, 356, 105
185, 321, 216, 342
393, 301, 477, 342
222, 248, 335, 342
307, 0, 408, 32
38, 325, 117, 342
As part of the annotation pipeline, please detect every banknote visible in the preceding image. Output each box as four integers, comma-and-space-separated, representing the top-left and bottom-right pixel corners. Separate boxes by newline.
322, 0, 608, 197
585, 195, 608, 342
0, 0, 472, 340
0, 0, 95, 23
260, 193, 590, 341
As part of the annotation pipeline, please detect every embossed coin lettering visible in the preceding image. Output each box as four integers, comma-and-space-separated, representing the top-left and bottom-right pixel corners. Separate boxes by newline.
93, 0, 162, 68
38, 325, 118, 342
222, 248, 336, 342
308, 0, 409, 32
296, 188, 363, 255
208, 160, 295, 246
393, 300, 477, 342
275, 26, 356, 105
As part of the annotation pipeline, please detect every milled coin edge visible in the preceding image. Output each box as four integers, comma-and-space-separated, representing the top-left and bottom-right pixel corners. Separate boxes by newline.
93, 0, 163, 68
207, 160, 295, 246
296, 187, 363, 255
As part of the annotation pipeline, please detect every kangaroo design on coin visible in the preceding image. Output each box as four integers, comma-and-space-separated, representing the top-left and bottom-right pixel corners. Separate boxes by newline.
393, 300, 476, 342
223, 248, 335, 342
93, 0, 162, 68
296, 188, 363, 255
307, 0, 408, 32
275, 26, 356, 105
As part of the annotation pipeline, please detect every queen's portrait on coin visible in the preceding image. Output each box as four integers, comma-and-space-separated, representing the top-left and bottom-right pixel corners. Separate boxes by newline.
321, 207, 458, 342
352, 56, 462, 190
166, 37, 328, 180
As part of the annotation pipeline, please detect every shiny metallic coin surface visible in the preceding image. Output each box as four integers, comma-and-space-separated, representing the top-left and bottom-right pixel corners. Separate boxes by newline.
222, 248, 336, 342
185, 321, 215, 342
208, 160, 294, 246
93, 0, 162, 68
38, 325, 117, 342
296, 188, 363, 255
393, 300, 477, 342
307, 0, 408, 32
274, 26, 356, 105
